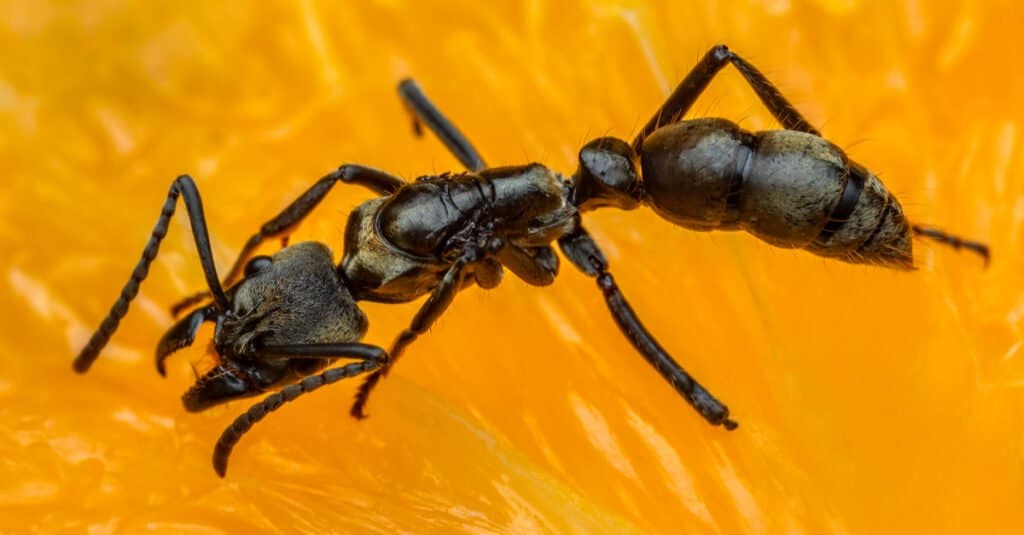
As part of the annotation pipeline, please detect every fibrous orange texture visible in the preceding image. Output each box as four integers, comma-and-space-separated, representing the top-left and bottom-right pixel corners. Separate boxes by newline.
2, 1, 1022, 533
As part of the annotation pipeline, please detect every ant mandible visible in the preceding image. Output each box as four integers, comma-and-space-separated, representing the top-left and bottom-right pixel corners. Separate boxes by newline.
73, 45, 989, 477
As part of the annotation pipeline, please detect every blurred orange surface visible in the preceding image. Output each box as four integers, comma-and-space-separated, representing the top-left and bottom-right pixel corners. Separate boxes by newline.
2, 1, 1023, 533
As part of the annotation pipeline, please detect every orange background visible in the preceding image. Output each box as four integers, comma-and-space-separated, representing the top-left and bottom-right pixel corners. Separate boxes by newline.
2, 1, 1022, 533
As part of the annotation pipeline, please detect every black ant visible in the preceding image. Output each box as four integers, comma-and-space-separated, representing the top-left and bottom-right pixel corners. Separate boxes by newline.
73, 45, 989, 477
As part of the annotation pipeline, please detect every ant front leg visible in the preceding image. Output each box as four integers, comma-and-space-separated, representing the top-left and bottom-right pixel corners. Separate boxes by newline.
211, 342, 387, 477
633, 44, 820, 151
557, 218, 736, 429
169, 164, 407, 316
350, 248, 480, 419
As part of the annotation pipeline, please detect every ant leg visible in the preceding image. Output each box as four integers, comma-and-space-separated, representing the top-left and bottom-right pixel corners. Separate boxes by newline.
211, 343, 387, 477
633, 44, 820, 151
912, 225, 991, 266
350, 250, 475, 419
398, 78, 487, 172
169, 164, 407, 316
557, 219, 737, 429
495, 244, 560, 286
74, 176, 230, 373
334, 165, 407, 196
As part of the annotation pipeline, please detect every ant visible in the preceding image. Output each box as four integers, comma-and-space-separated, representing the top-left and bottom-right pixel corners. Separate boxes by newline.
73, 45, 989, 477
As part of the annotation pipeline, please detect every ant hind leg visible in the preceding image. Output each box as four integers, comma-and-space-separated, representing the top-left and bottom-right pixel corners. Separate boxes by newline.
912, 225, 990, 266
633, 44, 821, 151
557, 217, 736, 429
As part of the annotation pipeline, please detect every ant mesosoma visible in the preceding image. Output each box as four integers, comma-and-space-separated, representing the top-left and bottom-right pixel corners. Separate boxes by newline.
73, 45, 988, 476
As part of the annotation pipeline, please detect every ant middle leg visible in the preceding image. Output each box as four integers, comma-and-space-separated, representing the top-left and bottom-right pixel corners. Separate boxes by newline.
633, 44, 820, 152
557, 218, 736, 429
350, 248, 480, 419
169, 164, 407, 316
398, 78, 487, 172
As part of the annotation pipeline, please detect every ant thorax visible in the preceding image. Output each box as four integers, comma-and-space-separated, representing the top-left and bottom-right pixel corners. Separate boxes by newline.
340, 163, 576, 303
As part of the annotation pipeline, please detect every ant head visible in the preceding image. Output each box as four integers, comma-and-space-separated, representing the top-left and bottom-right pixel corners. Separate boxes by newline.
160, 242, 368, 412
571, 137, 643, 212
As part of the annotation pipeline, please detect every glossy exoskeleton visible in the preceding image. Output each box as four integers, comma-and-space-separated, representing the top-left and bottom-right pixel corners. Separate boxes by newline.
73, 45, 989, 477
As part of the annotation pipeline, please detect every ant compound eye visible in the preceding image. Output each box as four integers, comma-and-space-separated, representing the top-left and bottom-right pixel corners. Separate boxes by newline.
244, 255, 273, 278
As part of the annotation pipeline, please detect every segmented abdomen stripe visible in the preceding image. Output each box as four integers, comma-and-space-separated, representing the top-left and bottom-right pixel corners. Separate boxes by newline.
815, 161, 868, 243
725, 132, 759, 215
855, 195, 894, 254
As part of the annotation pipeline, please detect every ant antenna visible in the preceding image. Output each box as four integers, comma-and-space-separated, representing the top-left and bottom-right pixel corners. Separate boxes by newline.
73, 176, 230, 373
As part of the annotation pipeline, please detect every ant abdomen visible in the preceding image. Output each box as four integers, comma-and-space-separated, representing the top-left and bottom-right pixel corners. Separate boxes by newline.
640, 118, 913, 268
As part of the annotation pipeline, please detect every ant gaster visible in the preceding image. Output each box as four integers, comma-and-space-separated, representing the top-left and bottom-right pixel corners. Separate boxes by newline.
73, 45, 989, 477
